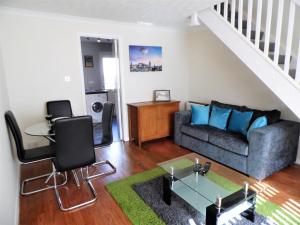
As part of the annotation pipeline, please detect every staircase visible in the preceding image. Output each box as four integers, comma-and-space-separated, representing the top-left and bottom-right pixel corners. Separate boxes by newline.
198, 0, 300, 118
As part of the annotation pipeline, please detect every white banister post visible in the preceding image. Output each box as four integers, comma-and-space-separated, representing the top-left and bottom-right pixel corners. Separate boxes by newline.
255, 0, 262, 48
274, 0, 284, 65
264, 0, 273, 55
284, 1, 296, 74
224, 0, 229, 21
295, 38, 300, 82
231, 0, 236, 26
238, 0, 243, 33
246, 0, 253, 40
217, 3, 221, 14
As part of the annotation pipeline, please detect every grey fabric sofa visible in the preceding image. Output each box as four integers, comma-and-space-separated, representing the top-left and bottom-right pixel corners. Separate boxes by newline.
174, 105, 300, 180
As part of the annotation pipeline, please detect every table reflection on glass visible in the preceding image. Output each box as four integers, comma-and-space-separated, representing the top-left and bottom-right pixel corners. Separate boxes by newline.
25, 122, 55, 142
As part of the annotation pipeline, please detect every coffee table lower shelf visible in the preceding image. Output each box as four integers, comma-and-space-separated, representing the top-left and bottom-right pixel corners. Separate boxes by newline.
162, 174, 256, 225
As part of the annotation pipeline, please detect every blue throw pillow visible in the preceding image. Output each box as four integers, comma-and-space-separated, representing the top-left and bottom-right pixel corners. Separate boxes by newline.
191, 104, 210, 125
208, 106, 232, 130
247, 116, 268, 141
228, 110, 253, 136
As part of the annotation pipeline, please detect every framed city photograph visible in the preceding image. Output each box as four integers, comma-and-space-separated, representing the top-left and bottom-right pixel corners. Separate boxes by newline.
84, 55, 94, 67
154, 90, 171, 102
129, 45, 162, 72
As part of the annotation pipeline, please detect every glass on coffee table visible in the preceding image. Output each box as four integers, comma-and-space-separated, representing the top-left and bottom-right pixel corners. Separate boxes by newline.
158, 153, 256, 225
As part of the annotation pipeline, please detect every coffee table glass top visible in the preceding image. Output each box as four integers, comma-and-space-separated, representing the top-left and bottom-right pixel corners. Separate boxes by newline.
158, 153, 237, 216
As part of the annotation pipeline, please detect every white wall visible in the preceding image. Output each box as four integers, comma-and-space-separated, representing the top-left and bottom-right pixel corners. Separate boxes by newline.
0, 47, 20, 225
187, 28, 300, 163
0, 9, 189, 147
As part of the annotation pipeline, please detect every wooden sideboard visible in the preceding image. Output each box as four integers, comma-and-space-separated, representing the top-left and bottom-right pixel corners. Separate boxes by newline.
128, 101, 180, 147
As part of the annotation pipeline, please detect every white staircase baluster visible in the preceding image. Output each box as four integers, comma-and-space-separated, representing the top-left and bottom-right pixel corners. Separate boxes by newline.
246, 0, 253, 40
284, 1, 296, 74
274, 0, 284, 65
217, 3, 221, 14
224, 0, 228, 21
238, 0, 243, 33
231, 0, 236, 26
255, 0, 262, 48
264, 0, 273, 55
296, 38, 300, 82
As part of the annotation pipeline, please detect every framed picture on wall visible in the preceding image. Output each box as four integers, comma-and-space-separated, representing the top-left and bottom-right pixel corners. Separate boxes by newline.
154, 90, 171, 102
129, 45, 162, 72
84, 55, 94, 67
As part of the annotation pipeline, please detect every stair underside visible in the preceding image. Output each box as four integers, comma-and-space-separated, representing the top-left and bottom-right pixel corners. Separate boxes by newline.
199, 8, 300, 118
214, 4, 296, 78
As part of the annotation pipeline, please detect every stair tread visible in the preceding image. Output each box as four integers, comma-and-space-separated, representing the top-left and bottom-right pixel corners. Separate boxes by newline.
243, 29, 264, 40
289, 69, 296, 79
235, 20, 248, 29
269, 53, 292, 65
259, 42, 276, 52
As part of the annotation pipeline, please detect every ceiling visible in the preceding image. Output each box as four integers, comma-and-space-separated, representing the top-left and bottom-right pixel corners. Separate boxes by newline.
0, 0, 221, 28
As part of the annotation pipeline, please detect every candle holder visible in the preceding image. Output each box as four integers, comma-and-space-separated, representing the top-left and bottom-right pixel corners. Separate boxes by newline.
243, 182, 249, 197
215, 196, 222, 213
170, 166, 174, 177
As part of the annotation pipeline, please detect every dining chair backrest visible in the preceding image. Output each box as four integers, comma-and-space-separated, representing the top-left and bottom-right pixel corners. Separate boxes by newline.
4, 111, 25, 161
46, 100, 73, 119
101, 102, 114, 146
54, 116, 95, 172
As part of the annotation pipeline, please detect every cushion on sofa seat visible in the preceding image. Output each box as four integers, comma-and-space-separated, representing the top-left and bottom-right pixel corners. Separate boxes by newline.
208, 128, 249, 156
181, 124, 214, 142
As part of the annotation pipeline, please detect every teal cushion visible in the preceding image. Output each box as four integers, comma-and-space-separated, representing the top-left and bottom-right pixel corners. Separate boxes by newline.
208, 106, 232, 130
247, 116, 268, 141
228, 110, 253, 136
191, 104, 210, 125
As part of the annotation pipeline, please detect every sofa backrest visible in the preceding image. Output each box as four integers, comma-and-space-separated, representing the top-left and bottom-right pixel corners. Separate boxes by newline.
211, 100, 281, 124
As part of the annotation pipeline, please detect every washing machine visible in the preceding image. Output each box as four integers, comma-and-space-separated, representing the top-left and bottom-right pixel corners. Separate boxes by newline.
85, 91, 108, 123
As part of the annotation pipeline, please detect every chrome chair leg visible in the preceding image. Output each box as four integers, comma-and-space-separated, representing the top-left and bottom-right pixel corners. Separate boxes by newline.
21, 168, 67, 196
52, 164, 97, 212
44, 172, 54, 184
72, 170, 80, 188
88, 160, 116, 180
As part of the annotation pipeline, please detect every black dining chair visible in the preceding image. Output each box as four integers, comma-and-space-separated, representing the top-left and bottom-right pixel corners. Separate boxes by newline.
46, 100, 73, 119
89, 102, 116, 180
52, 116, 97, 211
4, 111, 67, 196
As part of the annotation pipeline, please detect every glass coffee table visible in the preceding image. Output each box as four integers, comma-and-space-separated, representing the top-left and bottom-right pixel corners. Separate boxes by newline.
158, 153, 256, 225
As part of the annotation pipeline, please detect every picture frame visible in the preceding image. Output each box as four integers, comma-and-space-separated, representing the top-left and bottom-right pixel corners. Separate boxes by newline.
84, 55, 94, 67
129, 45, 162, 72
154, 90, 171, 102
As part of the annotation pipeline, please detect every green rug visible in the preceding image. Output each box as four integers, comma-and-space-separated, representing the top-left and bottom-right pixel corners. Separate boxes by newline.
106, 167, 300, 225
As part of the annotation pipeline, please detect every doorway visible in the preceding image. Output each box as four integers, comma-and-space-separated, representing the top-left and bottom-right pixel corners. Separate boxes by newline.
80, 36, 123, 145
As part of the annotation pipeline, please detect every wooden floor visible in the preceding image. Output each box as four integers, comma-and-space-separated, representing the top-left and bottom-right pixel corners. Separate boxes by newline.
20, 139, 300, 225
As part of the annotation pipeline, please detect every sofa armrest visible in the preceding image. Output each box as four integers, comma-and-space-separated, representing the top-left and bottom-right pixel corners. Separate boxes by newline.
247, 120, 300, 180
174, 111, 191, 145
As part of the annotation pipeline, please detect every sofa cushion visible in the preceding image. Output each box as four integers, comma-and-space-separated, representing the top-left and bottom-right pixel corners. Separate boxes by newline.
181, 124, 213, 142
208, 128, 249, 156
228, 110, 253, 136
211, 100, 281, 125
208, 106, 232, 130
245, 107, 281, 124
247, 116, 268, 141
191, 104, 210, 125
211, 100, 245, 112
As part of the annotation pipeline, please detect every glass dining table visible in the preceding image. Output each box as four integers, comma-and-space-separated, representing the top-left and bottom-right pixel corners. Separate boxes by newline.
25, 117, 70, 142
25, 121, 55, 142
